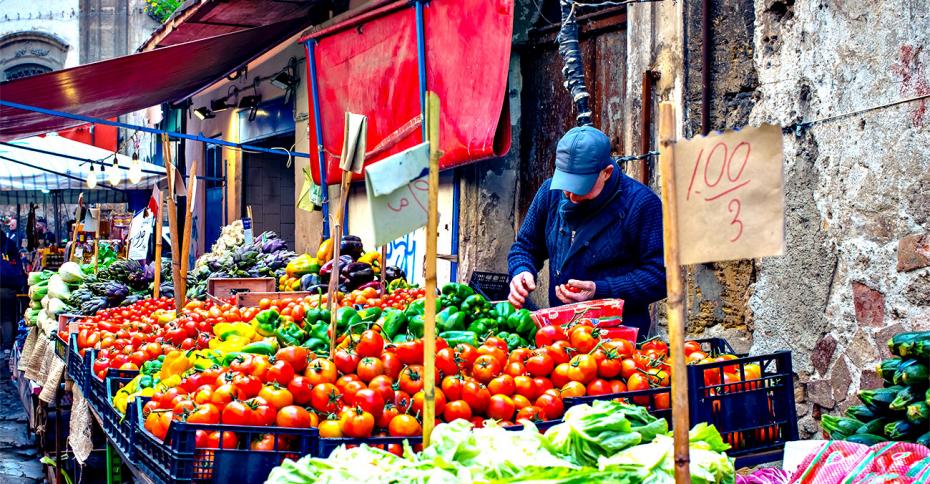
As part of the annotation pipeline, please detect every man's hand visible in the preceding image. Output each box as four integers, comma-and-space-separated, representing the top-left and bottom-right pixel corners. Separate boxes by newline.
508, 271, 536, 308
555, 279, 596, 304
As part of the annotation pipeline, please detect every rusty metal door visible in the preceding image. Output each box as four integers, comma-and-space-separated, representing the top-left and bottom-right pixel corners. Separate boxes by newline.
517, 8, 627, 219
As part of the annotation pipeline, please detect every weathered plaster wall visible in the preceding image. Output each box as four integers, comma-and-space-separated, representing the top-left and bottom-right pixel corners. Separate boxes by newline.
748, 0, 930, 437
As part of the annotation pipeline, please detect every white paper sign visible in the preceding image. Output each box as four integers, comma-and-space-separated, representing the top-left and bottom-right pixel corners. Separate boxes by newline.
365, 142, 430, 247
672, 125, 785, 265
82, 209, 98, 233
243, 217, 254, 245
339, 113, 368, 174
127, 211, 154, 260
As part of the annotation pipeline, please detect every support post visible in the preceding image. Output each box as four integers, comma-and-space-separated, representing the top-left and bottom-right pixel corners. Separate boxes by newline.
162, 135, 184, 313
421, 92, 440, 446
153, 198, 163, 299
305, 40, 331, 239
179, 161, 198, 310
658, 102, 690, 484
327, 170, 352, 359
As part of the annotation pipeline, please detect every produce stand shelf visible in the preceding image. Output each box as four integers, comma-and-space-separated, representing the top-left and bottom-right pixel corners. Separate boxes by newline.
87, 399, 155, 484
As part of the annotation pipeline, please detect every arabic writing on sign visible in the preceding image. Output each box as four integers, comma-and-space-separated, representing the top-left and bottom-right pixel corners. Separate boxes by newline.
386, 178, 429, 214
685, 141, 752, 242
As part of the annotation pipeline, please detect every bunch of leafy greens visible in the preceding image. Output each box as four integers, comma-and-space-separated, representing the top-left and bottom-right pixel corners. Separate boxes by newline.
597, 423, 736, 484
544, 400, 669, 467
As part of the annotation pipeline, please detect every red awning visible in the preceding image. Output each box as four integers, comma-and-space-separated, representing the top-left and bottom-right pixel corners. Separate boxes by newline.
301, 0, 514, 184
0, 19, 304, 141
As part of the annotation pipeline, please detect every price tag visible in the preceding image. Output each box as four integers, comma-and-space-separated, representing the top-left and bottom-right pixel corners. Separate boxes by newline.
127, 211, 154, 260
243, 217, 254, 245
672, 125, 785, 265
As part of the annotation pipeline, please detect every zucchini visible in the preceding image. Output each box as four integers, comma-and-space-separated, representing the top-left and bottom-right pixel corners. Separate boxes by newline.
856, 418, 887, 435
926, 387, 930, 407
879, 358, 902, 385
888, 331, 930, 358
859, 386, 905, 413
906, 401, 928, 425
845, 433, 887, 446
915, 339, 930, 359
822, 415, 865, 437
917, 431, 930, 447
884, 419, 918, 440
890, 386, 920, 411
894, 359, 928, 388
846, 405, 877, 421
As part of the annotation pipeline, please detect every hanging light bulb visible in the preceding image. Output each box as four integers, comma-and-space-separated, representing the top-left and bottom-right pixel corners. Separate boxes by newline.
108, 158, 122, 186
128, 153, 143, 184
86, 164, 97, 188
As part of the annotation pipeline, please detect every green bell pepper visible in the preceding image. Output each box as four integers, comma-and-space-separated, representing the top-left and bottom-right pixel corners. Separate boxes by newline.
242, 340, 278, 356
392, 332, 411, 343
378, 309, 407, 341
440, 283, 475, 307
507, 309, 535, 337
301, 338, 327, 354
222, 352, 248, 367
461, 294, 493, 319
404, 298, 440, 318
359, 307, 382, 323
141, 359, 162, 376
336, 307, 362, 333
408, 315, 425, 339
439, 331, 479, 347
304, 308, 322, 326
308, 321, 330, 343
496, 331, 525, 350
138, 374, 155, 389
275, 319, 308, 347
254, 308, 281, 337
437, 307, 467, 333
467, 317, 498, 337
494, 301, 517, 327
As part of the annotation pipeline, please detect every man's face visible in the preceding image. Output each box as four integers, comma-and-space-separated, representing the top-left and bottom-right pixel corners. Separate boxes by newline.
8, 219, 16, 230
563, 165, 614, 203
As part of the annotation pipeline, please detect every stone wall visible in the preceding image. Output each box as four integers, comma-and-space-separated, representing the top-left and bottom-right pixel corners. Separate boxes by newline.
746, 0, 930, 437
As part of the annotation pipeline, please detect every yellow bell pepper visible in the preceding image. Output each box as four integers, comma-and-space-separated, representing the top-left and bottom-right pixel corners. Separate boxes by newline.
154, 309, 177, 324
317, 239, 334, 263
161, 350, 192, 379
214, 321, 256, 340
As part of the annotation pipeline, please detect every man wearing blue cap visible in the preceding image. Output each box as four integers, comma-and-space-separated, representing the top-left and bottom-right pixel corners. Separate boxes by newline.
507, 126, 666, 337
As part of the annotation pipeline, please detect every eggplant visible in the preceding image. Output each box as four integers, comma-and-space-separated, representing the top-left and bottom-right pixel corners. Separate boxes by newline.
384, 265, 406, 282
341, 262, 375, 290
340, 235, 364, 260
300, 273, 321, 290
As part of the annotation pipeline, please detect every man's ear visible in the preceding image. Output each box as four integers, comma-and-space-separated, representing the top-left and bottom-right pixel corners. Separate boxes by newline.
603, 164, 614, 178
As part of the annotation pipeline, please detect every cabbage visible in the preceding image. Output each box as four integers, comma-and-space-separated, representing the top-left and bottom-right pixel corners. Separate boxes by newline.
41, 295, 49, 309
58, 262, 85, 284
47, 275, 71, 300
27, 271, 52, 286
48, 298, 70, 316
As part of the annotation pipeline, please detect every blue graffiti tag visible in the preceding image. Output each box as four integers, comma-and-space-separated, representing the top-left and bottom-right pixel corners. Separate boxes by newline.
385, 233, 417, 281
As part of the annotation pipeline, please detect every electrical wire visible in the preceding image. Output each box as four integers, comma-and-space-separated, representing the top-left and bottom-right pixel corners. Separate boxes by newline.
785, 92, 930, 135
571, 0, 663, 9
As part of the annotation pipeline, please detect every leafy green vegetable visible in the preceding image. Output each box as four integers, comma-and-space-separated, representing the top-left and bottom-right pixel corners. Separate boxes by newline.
544, 400, 668, 467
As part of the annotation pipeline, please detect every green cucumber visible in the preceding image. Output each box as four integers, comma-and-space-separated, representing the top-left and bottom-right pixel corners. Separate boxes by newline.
845, 433, 886, 446
846, 405, 877, 421
888, 331, 930, 358
879, 358, 902, 385
822, 415, 865, 437
884, 419, 918, 440
896, 361, 928, 388
856, 418, 887, 435
859, 386, 905, 413
906, 401, 928, 426
890, 386, 920, 411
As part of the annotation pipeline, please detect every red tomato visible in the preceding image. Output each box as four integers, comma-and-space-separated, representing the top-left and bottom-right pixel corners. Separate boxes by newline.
356, 357, 385, 383
287, 376, 314, 405
381, 352, 403, 380
221, 400, 255, 426
356, 330, 385, 358
310, 383, 342, 414
387, 414, 420, 437
513, 375, 538, 401
276, 405, 312, 428
249, 397, 278, 426
266, 360, 296, 386
435, 348, 459, 378
443, 400, 472, 423
504, 361, 527, 377
441, 375, 465, 401
568, 326, 599, 354
535, 325, 567, 347
395, 340, 423, 366
398, 365, 425, 395
453, 343, 479, 370
259, 385, 294, 409
411, 389, 446, 416
515, 406, 547, 424
353, 389, 385, 420
462, 381, 491, 414
341, 380, 367, 406
472, 355, 502, 384
334, 349, 361, 375
378, 403, 400, 429
586, 378, 613, 396
488, 375, 516, 396
483, 336, 509, 352
343, 408, 375, 438
305, 359, 338, 385
275, 346, 310, 374
195, 430, 238, 449
525, 351, 555, 378
487, 394, 516, 421
368, 375, 395, 404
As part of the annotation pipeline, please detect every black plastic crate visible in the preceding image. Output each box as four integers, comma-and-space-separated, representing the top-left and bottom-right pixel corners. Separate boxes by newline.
563, 385, 673, 420
316, 419, 562, 458
468, 271, 510, 302
67, 335, 87, 390
686, 350, 798, 464
102, 377, 141, 460
133, 398, 318, 483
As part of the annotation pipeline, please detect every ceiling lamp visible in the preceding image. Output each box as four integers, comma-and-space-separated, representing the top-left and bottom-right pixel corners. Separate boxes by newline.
270, 71, 297, 91
128, 153, 143, 184
238, 94, 261, 109
210, 98, 233, 112
108, 159, 122, 186
193, 107, 215, 120
86, 164, 97, 188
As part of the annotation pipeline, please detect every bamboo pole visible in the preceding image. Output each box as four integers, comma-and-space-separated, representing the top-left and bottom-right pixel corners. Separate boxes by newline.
179, 161, 198, 310
327, 170, 352, 359
93, 207, 102, 271
67, 194, 83, 262
153, 197, 163, 299
421, 92, 440, 446
162, 135, 184, 314
658, 102, 690, 484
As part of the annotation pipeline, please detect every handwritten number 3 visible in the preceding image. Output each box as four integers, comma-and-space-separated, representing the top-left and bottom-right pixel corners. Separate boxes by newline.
728, 199, 743, 242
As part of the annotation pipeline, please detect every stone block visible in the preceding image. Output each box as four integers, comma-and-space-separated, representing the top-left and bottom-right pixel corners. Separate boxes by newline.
810, 334, 836, 376
831, 358, 852, 403
844, 330, 879, 368
874, 323, 905, 359
860, 368, 884, 391
897, 232, 930, 272
806, 379, 835, 408
852, 282, 885, 327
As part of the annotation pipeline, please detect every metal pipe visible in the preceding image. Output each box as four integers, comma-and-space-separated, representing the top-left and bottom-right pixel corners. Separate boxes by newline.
701, 0, 712, 135
0, 100, 309, 159
450, 171, 460, 282
640, 70, 656, 184
305, 40, 331, 239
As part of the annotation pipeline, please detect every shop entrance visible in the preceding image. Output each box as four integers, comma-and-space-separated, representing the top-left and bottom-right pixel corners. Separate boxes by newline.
241, 134, 296, 249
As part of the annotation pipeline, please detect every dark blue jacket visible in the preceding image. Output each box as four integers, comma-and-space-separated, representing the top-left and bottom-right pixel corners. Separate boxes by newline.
508, 172, 666, 334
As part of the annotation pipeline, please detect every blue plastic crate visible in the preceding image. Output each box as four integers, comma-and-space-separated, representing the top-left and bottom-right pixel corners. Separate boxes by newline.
101, 377, 142, 460
86, 361, 138, 416
53, 334, 67, 362
133, 398, 318, 483
67, 335, 87, 390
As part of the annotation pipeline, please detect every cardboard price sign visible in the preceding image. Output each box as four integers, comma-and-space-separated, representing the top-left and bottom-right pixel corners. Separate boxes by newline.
672, 124, 785, 265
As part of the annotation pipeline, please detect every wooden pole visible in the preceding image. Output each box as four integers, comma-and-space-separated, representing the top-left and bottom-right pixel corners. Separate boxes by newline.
327, 170, 352, 359
93, 207, 101, 271
421, 91, 440, 446
179, 161, 198, 311
162, 135, 184, 314
153, 197, 163, 299
67, 194, 84, 262
658, 102, 690, 484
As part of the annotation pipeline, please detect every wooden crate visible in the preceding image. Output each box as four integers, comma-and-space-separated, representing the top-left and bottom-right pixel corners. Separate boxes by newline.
235, 291, 313, 307
58, 313, 84, 335
206, 277, 276, 299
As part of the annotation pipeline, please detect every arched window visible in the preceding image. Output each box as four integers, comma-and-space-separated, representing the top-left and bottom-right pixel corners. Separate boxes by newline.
0, 31, 69, 82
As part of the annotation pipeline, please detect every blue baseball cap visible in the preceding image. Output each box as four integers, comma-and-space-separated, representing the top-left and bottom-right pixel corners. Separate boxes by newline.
551, 126, 612, 195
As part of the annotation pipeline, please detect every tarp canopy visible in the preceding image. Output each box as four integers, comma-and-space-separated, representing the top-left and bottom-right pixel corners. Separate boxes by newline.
0, 19, 305, 141
0, 134, 164, 204
301, 0, 514, 184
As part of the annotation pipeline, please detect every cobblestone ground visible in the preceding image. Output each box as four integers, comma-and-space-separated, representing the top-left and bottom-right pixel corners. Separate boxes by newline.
0, 356, 46, 484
